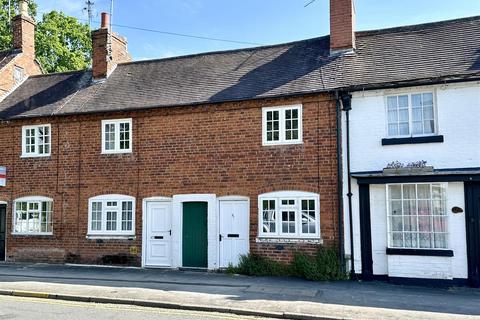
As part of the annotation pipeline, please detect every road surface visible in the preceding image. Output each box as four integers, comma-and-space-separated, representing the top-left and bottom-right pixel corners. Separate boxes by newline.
0, 295, 280, 320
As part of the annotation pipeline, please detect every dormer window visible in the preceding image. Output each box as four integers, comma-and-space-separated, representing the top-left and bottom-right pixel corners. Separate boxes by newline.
386, 92, 436, 137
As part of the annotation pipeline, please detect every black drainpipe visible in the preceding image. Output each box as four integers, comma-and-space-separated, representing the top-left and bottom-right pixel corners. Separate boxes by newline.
340, 92, 355, 279
335, 92, 345, 274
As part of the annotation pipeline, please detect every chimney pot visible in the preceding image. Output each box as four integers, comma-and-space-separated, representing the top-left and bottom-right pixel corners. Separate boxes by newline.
19, 0, 29, 17
101, 12, 110, 29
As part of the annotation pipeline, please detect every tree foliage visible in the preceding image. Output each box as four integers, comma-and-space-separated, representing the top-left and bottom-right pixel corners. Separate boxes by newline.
0, 0, 91, 73
36, 11, 91, 73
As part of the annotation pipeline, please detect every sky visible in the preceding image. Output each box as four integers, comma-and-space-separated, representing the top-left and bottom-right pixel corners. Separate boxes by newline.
35, 0, 480, 61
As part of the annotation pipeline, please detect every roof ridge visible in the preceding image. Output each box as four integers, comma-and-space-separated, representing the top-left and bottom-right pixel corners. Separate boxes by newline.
28, 69, 90, 78
117, 35, 328, 67
357, 15, 480, 37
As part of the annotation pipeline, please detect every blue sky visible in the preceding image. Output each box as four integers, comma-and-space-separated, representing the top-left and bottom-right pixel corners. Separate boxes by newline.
35, 0, 480, 60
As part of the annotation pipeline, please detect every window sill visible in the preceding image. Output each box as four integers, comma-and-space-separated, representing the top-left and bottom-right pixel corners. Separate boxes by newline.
262, 141, 303, 147
12, 233, 53, 237
256, 237, 323, 244
386, 248, 453, 257
20, 154, 51, 159
101, 151, 133, 155
86, 235, 136, 240
382, 135, 444, 146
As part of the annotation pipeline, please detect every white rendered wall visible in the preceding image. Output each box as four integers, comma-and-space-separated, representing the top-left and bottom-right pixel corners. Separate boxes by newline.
343, 82, 478, 278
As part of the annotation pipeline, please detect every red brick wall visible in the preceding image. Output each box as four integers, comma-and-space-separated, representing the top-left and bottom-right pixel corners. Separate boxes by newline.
330, 0, 356, 52
0, 93, 338, 266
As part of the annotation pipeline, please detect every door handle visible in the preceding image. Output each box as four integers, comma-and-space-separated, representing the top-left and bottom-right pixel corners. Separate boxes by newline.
227, 234, 240, 238
219, 234, 223, 242
152, 236, 164, 240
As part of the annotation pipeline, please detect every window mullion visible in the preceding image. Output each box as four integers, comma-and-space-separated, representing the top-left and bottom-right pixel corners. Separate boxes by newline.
115, 122, 120, 151
280, 110, 285, 143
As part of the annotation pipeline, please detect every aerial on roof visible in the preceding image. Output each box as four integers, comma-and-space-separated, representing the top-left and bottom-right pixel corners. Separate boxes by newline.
0, 15, 479, 120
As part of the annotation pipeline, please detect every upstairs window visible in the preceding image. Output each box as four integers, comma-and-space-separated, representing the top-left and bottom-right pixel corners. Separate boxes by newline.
262, 105, 302, 145
22, 124, 51, 157
101, 119, 132, 154
258, 191, 319, 239
88, 195, 135, 236
386, 92, 436, 137
13, 196, 53, 235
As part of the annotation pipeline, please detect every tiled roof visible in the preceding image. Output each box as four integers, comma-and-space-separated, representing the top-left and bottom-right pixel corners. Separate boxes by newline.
0, 49, 20, 70
0, 15, 479, 119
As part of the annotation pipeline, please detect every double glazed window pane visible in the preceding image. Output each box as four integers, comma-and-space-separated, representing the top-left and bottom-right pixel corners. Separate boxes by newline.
285, 108, 299, 141
412, 93, 434, 135
121, 201, 133, 231
104, 123, 116, 151
24, 126, 50, 155
104, 121, 131, 152
387, 95, 409, 136
91, 202, 102, 231
301, 199, 316, 234
264, 107, 301, 143
281, 211, 296, 234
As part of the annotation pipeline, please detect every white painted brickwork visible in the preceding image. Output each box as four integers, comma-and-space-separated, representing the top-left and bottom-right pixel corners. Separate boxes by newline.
342, 82, 478, 280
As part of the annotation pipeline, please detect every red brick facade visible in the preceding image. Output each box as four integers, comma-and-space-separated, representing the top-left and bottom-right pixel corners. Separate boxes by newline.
0, 93, 339, 266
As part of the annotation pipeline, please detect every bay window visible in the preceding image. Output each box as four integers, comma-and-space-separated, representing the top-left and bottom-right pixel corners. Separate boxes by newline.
88, 195, 135, 236
258, 191, 320, 239
387, 183, 448, 249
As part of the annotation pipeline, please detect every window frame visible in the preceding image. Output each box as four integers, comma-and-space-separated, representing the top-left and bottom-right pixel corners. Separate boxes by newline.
87, 194, 135, 236
258, 191, 320, 239
262, 105, 303, 146
384, 91, 438, 138
386, 183, 449, 250
21, 124, 52, 158
101, 118, 133, 154
12, 196, 53, 236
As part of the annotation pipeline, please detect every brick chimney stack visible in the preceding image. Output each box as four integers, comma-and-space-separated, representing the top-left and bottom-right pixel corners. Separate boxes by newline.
12, 0, 36, 57
91, 12, 132, 79
330, 0, 356, 55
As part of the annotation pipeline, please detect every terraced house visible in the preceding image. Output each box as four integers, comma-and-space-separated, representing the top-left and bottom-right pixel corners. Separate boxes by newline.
0, 0, 479, 288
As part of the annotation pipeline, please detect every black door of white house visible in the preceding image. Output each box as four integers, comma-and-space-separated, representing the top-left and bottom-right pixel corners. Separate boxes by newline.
465, 182, 480, 288
0, 204, 6, 261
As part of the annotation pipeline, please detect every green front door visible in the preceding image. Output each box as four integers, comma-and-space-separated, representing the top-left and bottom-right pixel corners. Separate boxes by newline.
182, 202, 208, 268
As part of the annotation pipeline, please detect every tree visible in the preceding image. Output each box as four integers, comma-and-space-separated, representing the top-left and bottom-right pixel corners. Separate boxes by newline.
36, 11, 91, 73
0, 1, 91, 73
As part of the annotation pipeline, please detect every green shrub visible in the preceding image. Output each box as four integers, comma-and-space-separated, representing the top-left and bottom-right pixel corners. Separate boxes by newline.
230, 247, 347, 281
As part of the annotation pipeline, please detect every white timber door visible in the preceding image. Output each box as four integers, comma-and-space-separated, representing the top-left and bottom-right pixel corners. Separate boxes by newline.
219, 200, 249, 268
145, 201, 172, 267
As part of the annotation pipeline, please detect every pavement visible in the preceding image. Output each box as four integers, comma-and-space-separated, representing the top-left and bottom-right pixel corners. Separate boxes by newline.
0, 263, 478, 320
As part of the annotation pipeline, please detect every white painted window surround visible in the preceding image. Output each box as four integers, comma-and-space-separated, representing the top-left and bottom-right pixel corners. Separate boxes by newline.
21, 124, 51, 157
88, 194, 135, 236
262, 105, 303, 146
385, 92, 437, 138
101, 118, 132, 154
12, 196, 53, 235
258, 191, 320, 239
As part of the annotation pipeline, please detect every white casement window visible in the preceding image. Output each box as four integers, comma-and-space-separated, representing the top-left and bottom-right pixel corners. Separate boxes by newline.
88, 195, 135, 236
21, 124, 51, 157
101, 119, 132, 154
387, 183, 448, 249
262, 105, 303, 145
258, 191, 319, 238
13, 196, 53, 235
386, 92, 436, 137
